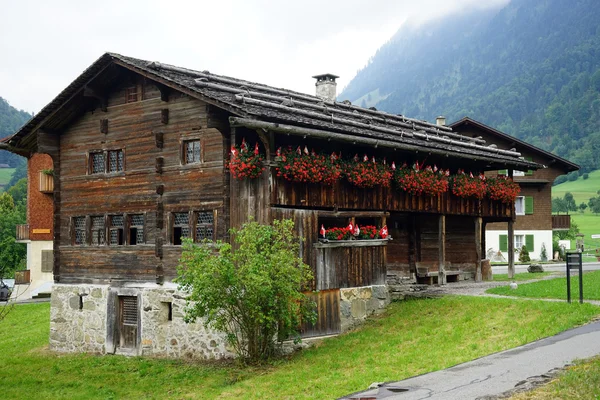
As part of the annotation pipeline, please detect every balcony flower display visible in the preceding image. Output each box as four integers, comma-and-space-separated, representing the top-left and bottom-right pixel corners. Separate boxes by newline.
324, 226, 353, 241
345, 155, 392, 188
486, 176, 520, 204
228, 139, 265, 179
320, 224, 389, 241
394, 161, 449, 196
451, 170, 487, 199
276, 147, 342, 185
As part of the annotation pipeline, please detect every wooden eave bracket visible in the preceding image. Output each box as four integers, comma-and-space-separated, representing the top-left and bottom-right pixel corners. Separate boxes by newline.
83, 85, 108, 112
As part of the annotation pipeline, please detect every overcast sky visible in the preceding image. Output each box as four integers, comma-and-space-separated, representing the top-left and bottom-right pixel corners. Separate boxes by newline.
0, 0, 508, 113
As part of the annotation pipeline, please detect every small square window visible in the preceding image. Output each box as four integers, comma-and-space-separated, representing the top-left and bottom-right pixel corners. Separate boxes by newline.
90, 152, 105, 174
126, 87, 138, 103
515, 235, 525, 250
184, 140, 201, 164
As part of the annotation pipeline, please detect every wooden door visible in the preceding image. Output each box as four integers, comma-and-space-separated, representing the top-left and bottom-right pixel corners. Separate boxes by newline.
300, 289, 341, 338
118, 296, 138, 349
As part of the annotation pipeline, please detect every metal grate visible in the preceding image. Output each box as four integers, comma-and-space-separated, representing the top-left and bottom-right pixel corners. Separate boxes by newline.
91, 152, 105, 174
91, 216, 105, 245
195, 211, 214, 241
108, 150, 124, 173
197, 211, 213, 225
111, 215, 124, 227
130, 214, 144, 227
121, 296, 138, 325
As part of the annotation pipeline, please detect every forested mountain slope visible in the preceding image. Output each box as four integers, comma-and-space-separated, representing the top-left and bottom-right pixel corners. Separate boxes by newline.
340, 0, 600, 172
0, 97, 30, 167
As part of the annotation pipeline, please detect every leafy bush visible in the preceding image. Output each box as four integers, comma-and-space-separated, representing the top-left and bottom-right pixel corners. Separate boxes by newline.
176, 219, 316, 363
518, 245, 531, 263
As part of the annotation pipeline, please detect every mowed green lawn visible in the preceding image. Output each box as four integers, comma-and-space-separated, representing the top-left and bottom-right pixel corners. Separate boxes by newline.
1, 298, 599, 399
487, 270, 600, 300
570, 213, 600, 253
552, 169, 600, 206
493, 272, 555, 281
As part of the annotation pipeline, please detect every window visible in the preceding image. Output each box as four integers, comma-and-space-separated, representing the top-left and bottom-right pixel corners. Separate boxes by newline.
108, 150, 124, 173
173, 212, 190, 245
109, 215, 124, 245
172, 211, 216, 245
129, 214, 144, 245
195, 211, 214, 241
515, 196, 525, 215
89, 150, 125, 174
41, 250, 53, 273
125, 86, 138, 103
515, 235, 524, 250
91, 216, 105, 245
74, 217, 86, 245
90, 152, 105, 174
183, 140, 201, 164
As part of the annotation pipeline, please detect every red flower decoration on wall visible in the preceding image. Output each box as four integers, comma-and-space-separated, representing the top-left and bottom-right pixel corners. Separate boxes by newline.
486, 176, 520, 204
228, 140, 265, 179
276, 147, 342, 185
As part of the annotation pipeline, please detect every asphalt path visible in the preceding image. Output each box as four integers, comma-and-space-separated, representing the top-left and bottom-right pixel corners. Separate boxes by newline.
343, 320, 600, 400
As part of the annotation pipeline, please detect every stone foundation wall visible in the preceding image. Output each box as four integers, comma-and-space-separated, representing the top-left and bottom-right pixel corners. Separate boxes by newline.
339, 285, 390, 333
50, 284, 233, 360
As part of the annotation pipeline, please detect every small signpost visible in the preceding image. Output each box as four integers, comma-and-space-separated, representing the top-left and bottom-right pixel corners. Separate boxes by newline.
566, 251, 583, 304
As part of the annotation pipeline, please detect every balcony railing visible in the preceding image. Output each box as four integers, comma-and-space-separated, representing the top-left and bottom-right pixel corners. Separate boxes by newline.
14, 270, 30, 285
39, 171, 54, 193
16, 224, 29, 241
552, 214, 571, 231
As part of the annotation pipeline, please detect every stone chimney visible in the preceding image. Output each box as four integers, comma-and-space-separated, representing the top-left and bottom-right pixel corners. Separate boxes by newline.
313, 73, 339, 102
436, 116, 446, 126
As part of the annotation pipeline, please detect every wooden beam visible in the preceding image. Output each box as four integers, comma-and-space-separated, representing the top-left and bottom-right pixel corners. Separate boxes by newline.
37, 129, 60, 157
83, 85, 107, 112
438, 214, 446, 286
508, 219, 515, 279
475, 216, 482, 282
0, 142, 30, 158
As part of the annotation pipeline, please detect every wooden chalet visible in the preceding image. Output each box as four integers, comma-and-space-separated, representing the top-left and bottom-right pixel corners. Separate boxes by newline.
3, 53, 541, 358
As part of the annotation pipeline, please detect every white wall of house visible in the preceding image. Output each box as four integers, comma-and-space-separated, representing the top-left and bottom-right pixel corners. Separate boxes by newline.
10, 240, 54, 300
486, 230, 553, 261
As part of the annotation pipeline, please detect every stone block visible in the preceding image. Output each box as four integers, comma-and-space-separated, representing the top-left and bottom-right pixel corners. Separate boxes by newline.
351, 300, 367, 319
528, 264, 544, 273
358, 287, 373, 299
82, 300, 96, 311
69, 296, 80, 310
371, 285, 389, 300
91, 288, 103, 298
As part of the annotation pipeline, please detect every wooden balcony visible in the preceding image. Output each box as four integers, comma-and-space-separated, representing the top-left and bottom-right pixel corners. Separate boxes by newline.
16, 224, 29, 241
14, 270, 30, 285
271, 178, 513, 219
552, 214, 571, 231
39, 171, 54, 193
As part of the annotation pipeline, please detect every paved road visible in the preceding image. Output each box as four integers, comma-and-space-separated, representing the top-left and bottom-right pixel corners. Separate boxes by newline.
492, 261, 600, 275
343, 320, 600, 400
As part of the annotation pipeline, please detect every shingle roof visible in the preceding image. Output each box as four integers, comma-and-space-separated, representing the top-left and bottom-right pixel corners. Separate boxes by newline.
7, 52, 541, 170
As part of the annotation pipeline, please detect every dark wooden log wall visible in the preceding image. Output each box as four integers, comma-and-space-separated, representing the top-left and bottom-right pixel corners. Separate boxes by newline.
272, 178, 512, 219
58, 77, 226, 283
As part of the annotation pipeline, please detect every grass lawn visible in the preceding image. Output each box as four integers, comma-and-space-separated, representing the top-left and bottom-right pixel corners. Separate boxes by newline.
493, 272, 555, 281
1, 298, 600, 399
570, 213, 600, 253
0, 168, 15, 189
510, 356, 600, 399
552, 169, 600, 206
487, 270, 600, 300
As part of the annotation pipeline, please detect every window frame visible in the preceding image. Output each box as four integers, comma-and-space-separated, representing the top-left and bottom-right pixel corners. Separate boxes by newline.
71, 213, 146, 247
90, 215, 106, 246
72, 216, 87, 246
88, 149, 126, 175
514, 234, 525, 250
170, 210, 217, 245
182, 139, 202, 165
109, 214, 125, 246
515, 196, 525, 216
128, 214, 145, 245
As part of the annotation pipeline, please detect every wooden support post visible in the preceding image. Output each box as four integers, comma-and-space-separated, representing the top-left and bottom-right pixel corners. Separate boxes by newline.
438, 214, 446, 286
475, 216, 482, 282
508, 219, 515, 279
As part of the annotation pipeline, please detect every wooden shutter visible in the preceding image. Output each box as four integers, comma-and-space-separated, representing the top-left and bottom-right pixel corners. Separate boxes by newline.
499, 234, 508, 252
525, 196, 534, 214
525, 235, 534, 252
119, 296, 138, 349
41, 250, 53, 273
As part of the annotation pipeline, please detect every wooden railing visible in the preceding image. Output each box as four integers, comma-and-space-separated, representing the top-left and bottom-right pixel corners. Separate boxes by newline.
14, 270, 30, 285
271, 178, 512, 219
39, 171, 54, 193
552, 215, 571, 231
15, 224, 29, 241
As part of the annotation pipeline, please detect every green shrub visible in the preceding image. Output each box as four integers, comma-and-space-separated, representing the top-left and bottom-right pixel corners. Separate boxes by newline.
176, 219, 316, 363
518, 245, 531, 263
